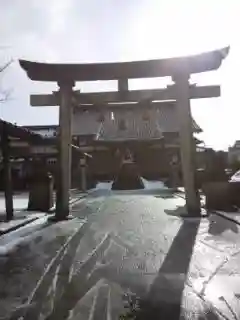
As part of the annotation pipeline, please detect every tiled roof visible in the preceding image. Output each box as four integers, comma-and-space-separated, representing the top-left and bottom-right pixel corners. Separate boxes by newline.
23, 125, 58, 139
17, 103, 201, 143
156, 104, 201, 133
233, 140, 240, 148
0, 119, 43, 141
96, 104, 201, 141
24, 125, 57, 130
72, 109, 102, 136
97, 108, 163, 141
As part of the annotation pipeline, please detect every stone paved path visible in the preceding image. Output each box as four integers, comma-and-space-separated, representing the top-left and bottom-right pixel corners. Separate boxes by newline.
0, 191, 239, 319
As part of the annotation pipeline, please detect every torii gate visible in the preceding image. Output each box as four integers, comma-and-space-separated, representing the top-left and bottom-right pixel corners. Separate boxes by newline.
20, 47, 229, 220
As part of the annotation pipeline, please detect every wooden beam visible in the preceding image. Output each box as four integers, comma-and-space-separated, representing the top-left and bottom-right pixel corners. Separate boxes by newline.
10, 141, 29, 147
31, 94, 58, 107
76, 84, 221, 103
31, 146, 57, 154
19, 47, 229, 81
30, 85, 221, 107
1, 123, 14, 221
77, 146, 108, 152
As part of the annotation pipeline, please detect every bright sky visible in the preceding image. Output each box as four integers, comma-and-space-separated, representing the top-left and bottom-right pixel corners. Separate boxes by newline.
0, 0, 239, 150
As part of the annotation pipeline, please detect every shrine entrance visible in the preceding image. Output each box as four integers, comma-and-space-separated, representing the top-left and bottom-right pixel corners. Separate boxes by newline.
20, 47, 229, 219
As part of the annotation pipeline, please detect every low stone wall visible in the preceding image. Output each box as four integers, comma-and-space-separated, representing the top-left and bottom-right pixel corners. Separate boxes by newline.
202, 181, 240, 211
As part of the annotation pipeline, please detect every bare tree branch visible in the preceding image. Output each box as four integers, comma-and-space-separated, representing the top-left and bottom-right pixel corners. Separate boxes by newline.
0, 88, 13, 103
0, 58, 13, 73
0, 57, 14, 102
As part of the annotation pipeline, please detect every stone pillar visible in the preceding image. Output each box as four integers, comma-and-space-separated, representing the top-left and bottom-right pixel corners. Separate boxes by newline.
55, 80, 74, 220
173, 72, 201, 215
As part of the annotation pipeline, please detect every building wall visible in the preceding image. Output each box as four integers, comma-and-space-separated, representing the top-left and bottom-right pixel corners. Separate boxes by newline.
228, 147, 240, 164
228, 141, 240, 165
83, 144, 180, 180
87, 149, 120, 179
135, 148, 169, 178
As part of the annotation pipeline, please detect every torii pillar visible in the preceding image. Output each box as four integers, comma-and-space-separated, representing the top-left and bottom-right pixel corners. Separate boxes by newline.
173, 71, 200, 215
55, 80, 74, 219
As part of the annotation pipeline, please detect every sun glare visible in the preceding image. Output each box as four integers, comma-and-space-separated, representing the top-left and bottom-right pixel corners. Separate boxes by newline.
125, 0, 233, 60
119, 0, 238, 150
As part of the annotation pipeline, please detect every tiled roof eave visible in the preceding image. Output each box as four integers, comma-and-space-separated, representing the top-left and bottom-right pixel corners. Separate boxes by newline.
97, 137, 163, 142
0, 119, 43, 142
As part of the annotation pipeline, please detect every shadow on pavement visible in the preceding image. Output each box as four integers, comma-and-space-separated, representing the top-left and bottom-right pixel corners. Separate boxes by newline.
154, 194, 176, 200
208, 214, 238, 235
164, 205, 188, 217
121, 219, 201, 319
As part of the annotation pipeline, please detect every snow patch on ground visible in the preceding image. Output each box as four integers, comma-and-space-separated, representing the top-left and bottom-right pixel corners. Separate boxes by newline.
95, 181, 113, 190
95, 178, 167, 191
0, 193, 28, 212
0, 215, 48, 256
140, 178, 167, 190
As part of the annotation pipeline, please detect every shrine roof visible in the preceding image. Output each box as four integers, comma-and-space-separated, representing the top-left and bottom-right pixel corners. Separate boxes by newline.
16, 102, 201, 144
0, 119, 44, 142
19, 47, 229, 82
24, 125, 57, 130
23, 125, 58, 139
96, 105, 201, 141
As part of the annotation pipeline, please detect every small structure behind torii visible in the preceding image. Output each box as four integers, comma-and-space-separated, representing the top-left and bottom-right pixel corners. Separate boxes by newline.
20, 47, 229, 220
0, 119, 44, 220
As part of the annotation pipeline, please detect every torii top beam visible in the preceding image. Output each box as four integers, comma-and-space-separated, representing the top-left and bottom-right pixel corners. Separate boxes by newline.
19, 47, 229, 82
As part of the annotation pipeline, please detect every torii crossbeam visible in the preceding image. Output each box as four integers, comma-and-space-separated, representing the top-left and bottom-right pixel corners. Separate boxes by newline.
20, 46, 229, 219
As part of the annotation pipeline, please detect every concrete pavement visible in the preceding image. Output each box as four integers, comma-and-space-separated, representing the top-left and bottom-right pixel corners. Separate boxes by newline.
0, 190, 240, 319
